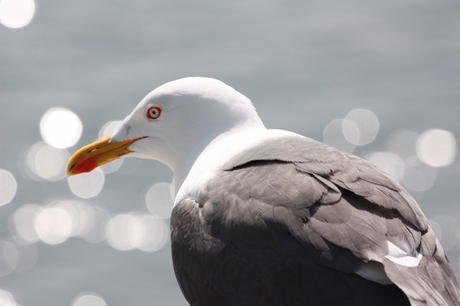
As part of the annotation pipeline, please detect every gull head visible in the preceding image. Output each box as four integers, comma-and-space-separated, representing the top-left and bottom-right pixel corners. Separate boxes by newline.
67, 77, 265, 176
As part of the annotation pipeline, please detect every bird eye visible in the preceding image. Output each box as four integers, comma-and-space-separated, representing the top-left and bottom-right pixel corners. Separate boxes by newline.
146, 106, 161, 120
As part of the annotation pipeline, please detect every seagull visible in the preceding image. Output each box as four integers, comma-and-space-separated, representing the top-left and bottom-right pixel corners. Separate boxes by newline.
67, 77, 460, 306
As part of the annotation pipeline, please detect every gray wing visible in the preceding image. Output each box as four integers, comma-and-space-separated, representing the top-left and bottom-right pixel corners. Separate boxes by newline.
211, 135, 459, 305
172, 167, 411, 306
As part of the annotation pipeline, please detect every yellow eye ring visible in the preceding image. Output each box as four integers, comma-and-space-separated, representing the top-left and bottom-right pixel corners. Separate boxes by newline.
146, 106, 162, 119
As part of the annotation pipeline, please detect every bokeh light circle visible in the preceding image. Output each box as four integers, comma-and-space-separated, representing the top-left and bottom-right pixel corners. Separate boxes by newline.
341, 119, 360, 146
23, 142, 68, 181
11, 200, 109, 247
343, 109, 380, 146
34, 206, 73, 245
0, 169, 17, 205
34, 144, 69, 181
430, 216, 459, 252
54, 200, 89, 237
365, 152, 404, 182
13, 243, 39, 272
72, 294, 107, 306
105, 213, 168, 252
145, 182, 174, 219
68, 169, 105, 199
0, 0, 35, 29
77, 206, 110, 243
98, 120, 123, 139
40, 108, 83, 149
136, 215, 169, 252
416, 129, 456, 167
105, 214, 138, 251
323, 119, 356, 153
11, 204, 41, 243
0, 288, 17, 306
386, 130, 419, 161
0, 240, 18, 277
23, 142, 46, 181
402, 156, 437, 192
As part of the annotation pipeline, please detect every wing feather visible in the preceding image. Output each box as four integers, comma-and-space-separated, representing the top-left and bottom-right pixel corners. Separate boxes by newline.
173, 135, 459, 305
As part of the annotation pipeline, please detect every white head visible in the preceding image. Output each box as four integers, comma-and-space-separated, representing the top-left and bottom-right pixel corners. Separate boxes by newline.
67, 77, 265, 177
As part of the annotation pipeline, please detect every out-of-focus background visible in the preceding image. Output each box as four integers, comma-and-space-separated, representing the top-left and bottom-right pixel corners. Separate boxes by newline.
1, 1, 459, 305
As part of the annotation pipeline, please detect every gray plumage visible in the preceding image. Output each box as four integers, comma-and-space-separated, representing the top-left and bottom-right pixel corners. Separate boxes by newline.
171, 136, 459, 306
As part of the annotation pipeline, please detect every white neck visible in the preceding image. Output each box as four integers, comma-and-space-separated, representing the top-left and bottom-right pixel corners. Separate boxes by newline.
173, 128, 304, 205
173, 124, 265, 196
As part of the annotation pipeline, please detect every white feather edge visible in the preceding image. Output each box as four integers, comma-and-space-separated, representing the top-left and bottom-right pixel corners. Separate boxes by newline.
355, 241, 423, 285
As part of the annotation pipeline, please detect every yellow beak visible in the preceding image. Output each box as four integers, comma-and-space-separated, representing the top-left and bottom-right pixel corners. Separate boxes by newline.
67, 137, 143, 176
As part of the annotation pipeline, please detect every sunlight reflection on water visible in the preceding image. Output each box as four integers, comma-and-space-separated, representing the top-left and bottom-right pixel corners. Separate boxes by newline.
386, 130, 419, 161
430, 216, 460, 253
68, 169, 105, 199
402, 156, 437, 192
0, 240, 17, 277
323, 119, 357, 153
0, 288, 17, 306
323, 108, 380, 151
105, 213, 169, 252
29, 143, 69, 181
323, 109, 458, 194
11, 204, 41, 243
72, 294, 107, 306
77, 206, 110, 243
0, 0, 35, 29
343, 109, 380, 146
364, 151, 404, 182
34, 206, 73, 245
0, 169, 17, 205
145, 182, 174, 219
40, 108, 82, 149
417, 129, 457, 167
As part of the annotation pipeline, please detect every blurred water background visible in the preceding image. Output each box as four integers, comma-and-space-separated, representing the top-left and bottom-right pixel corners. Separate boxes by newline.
1, 1, 460, 305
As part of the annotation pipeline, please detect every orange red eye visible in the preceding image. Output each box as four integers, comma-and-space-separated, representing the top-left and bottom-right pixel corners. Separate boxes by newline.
146, 106, 161, 119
